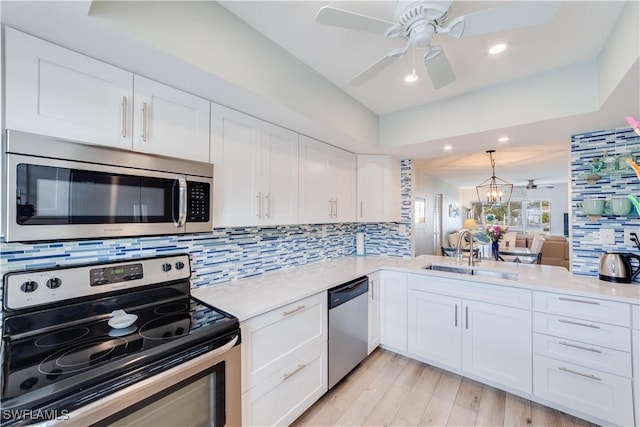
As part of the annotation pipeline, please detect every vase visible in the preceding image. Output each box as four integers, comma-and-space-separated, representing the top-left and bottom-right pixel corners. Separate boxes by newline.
492, 241, 500, 260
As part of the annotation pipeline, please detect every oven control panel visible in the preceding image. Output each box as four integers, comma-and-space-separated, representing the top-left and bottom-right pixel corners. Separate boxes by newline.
3, 254, 191, 310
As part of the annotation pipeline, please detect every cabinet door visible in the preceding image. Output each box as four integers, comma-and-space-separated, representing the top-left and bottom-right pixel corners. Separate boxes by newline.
379, 271, 407, 352
462, 300, 532, 394
357, 155, 384, 222
408, 290, 461, 370
5, 28, 133, 149
133, 76, 210, 162
210, 104, 262, 227
298, 136, 332, 224
261, 123, 299, 225
331, 148, 356, 223
367, 271, 381, 354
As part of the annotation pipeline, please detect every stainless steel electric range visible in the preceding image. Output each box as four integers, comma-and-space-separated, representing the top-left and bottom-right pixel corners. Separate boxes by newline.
1, 254, 241, 426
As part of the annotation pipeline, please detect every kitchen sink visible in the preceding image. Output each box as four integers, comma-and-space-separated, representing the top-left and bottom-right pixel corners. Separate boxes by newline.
423, 264, 518, 281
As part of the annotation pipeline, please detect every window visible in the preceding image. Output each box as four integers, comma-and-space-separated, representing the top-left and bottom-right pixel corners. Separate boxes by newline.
414, 197, 426, 225
471, 200, 550, 232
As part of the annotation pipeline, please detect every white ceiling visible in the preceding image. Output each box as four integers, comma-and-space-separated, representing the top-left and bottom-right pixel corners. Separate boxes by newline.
220, 0, 637, 187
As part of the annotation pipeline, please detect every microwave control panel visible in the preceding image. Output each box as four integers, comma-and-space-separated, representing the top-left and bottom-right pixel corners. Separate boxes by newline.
187, 182, 210, 222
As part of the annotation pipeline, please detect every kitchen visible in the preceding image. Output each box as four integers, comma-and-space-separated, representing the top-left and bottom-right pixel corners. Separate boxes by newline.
0, 1, 639, 426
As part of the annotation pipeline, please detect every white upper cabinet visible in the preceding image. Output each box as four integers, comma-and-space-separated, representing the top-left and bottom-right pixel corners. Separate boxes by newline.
5, 28, 133, 149
133, 76, 210, 162
211, 104, 299, 227
5, 29, 210, 162
357, 155, 401, 222
299, 135, 355, 224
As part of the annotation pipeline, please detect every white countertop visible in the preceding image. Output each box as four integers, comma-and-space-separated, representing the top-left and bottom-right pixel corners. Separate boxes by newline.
192, 255, 640, 321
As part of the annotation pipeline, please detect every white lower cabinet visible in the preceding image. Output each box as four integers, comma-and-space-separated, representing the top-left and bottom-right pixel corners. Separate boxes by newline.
367, 271, 381, 354
240, 292, 327, 426
532, 291, 634, 426
631, 304, 639, 426
406, 274, 532, 394
379, 271, 407, 353
243, 343, 327, 427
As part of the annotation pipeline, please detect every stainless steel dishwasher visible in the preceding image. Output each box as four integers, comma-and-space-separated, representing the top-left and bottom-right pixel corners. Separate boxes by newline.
328, 276, 369, 389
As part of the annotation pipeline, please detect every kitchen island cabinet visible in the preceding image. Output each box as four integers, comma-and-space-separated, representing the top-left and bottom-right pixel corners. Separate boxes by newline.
6, 28, 210, 162
211, 104, 299, 226
298, 135, 356, 224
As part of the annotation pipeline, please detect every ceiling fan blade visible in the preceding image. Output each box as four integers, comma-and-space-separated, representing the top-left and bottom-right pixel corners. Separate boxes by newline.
348, 51, 403, 86
457, 2, 561, 37
424, 47, 455, 89
316, 6, 394, 35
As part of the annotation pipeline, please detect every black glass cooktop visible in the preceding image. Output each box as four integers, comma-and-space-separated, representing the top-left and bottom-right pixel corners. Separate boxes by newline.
1, 282, 238, 413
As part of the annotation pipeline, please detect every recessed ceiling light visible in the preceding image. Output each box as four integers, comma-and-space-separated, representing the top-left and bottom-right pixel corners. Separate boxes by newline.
489, 43, 507, 55
443, 145, 453, 151
404, 71, 418, 83
497, 136, 510, 142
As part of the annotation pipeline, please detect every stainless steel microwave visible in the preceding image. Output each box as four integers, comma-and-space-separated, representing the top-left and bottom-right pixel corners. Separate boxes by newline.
3, 131, 213, 242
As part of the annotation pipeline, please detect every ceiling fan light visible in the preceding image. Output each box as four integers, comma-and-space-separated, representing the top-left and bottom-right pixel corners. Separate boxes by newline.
489, 43, 507, 55
404, 71, 418, 83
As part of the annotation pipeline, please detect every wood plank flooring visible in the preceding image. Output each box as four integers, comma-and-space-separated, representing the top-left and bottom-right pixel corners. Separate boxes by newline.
292, 349, 598, 427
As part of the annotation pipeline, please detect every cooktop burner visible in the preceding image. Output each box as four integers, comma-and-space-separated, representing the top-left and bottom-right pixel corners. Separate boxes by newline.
1, 254, 240, 424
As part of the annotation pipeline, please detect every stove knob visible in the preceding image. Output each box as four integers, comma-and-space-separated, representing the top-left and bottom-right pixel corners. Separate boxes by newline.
46, 277, 62, 289
20, 377, 38, 390
175, 261, 185, 270
20, 281, 38, 293
162, 263, 172, 272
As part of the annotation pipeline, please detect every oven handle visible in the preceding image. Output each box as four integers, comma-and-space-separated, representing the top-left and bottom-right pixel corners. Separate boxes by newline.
174, 176, 187, 227
48, 334, 239, 427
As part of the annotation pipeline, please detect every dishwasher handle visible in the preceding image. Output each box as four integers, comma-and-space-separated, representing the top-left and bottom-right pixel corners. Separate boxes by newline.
328, 276, 369, 309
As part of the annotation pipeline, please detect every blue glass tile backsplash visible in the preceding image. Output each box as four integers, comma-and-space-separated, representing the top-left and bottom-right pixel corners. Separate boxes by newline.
571, 126, 640, 277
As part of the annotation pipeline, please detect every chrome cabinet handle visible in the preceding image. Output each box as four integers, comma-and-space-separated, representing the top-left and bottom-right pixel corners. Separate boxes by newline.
141, 102, 148, 142
454, 304, 458, 327
283, 305, 306, 316
465, 306, 469, 329
328, 199, 333, 218
558, 296, 600, 305
558, 366, 601, 381
265, 193, 270, 219
121, 96, 127, 137
256, 193, 262, 219
334, 199, 338, 218
558, 341, 602, 354
558, 318, 600, 329
360, 200, 363, 218
283, 364, 306, 380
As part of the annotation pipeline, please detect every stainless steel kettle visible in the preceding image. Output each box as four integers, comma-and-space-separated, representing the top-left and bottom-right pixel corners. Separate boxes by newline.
599, 252, 640, 283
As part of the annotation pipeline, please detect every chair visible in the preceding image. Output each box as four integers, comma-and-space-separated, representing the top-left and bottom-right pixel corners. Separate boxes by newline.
502, 231, 518, 250
447, 232, 461, 248
441, 246, 480, 259
529, 235, 546, 254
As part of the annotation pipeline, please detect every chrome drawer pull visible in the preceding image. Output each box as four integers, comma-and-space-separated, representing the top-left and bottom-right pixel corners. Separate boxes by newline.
558, 366, 602, 381
454, 304, 458, 327
283, 364, 306, 380
558, 296, 600, 305
558, 341, 602, 354
283, 305, 306, 316
558, 318, 600, 329
121, 96, 127, 137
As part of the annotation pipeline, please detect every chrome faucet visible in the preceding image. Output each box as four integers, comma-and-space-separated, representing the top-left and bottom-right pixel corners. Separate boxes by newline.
455, 230, 477, 266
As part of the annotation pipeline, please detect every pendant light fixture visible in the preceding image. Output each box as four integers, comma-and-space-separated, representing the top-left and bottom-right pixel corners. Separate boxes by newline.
476, 150, 512, 205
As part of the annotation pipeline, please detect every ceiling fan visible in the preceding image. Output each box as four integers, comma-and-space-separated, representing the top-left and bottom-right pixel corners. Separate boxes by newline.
526, 179, 554, 190
316, 1, 561, 89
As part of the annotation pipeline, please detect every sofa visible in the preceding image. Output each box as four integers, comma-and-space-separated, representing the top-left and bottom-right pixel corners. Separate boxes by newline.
516, 233, 569, 269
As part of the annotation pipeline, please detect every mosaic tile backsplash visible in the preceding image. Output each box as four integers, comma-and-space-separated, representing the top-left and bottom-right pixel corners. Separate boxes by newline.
571, 126, 640, 277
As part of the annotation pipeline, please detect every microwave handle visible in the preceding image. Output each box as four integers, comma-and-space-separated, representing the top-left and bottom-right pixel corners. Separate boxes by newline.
175, 176, 187, 227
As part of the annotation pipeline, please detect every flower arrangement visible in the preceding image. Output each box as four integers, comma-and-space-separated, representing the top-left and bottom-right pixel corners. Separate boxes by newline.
485, 224, 509, 243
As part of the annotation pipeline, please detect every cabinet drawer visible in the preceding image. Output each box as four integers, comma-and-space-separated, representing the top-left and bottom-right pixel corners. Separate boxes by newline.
242, 343, 327, 427
533, 291, 630, 327
533, 312, 630, 352
241, 293, 327, 392
533, 333, 632, 377
533, 355, 634, 426
408, 273, 531, 309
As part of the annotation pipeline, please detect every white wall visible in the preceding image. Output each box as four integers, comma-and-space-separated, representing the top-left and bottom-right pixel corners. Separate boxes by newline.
413, 170, 462, 256
460, 183, 570, 236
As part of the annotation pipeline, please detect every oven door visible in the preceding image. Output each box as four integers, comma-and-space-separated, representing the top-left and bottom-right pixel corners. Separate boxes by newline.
57, 336, 241, 427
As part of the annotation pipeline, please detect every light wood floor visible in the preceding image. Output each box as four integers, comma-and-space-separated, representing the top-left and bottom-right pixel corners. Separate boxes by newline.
292, 348, 599, 427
